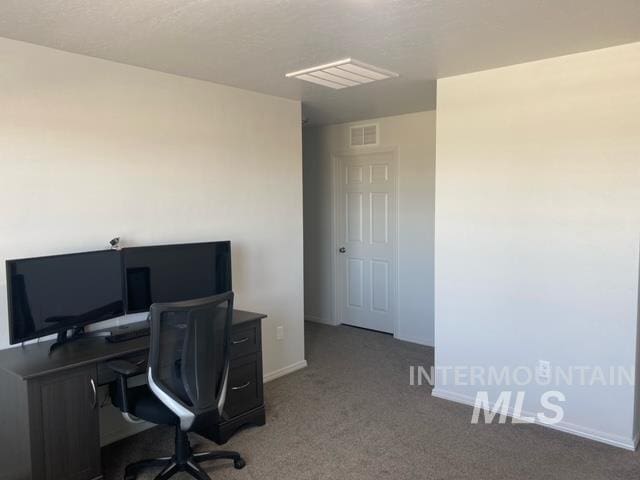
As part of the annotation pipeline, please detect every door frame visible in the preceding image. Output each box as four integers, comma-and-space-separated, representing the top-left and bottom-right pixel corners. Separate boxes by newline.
330, 147, 399, 335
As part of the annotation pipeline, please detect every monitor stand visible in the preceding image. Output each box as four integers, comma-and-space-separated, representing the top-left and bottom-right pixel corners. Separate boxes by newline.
49, 327, 110, 355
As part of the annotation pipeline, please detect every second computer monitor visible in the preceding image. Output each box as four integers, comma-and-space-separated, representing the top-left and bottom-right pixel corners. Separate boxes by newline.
122, 241, 232, 313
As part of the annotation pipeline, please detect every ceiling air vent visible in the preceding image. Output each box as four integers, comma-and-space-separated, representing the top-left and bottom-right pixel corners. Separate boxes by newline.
350, 124, 378, 147
286, 59, 399, 90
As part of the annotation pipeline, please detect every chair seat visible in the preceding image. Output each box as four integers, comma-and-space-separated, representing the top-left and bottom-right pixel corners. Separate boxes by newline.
112, 384, 179, 426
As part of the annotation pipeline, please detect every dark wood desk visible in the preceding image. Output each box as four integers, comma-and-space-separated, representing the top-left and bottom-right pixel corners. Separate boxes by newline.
0, 310, 266, 480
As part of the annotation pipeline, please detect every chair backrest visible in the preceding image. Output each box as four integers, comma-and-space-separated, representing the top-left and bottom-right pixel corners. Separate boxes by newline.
147, 291, 234, 431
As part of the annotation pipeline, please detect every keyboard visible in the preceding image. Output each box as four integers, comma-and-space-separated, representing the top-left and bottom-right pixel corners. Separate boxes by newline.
106, 322, 150, 343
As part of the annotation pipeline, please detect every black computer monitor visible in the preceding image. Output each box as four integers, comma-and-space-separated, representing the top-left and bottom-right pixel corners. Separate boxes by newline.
6, 250, 125, 344
122, 241, 232, 313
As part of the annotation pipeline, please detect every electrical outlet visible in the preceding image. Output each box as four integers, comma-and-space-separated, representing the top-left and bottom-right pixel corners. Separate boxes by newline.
276, 326, 284, 340
537, 360, 551, 380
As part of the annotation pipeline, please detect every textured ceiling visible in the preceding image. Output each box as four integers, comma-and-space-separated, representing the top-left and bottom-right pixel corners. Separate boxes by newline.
1, 0, 639, 125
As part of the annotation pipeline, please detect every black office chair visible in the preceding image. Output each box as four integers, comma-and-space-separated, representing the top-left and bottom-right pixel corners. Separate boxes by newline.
108, 292, 246, 480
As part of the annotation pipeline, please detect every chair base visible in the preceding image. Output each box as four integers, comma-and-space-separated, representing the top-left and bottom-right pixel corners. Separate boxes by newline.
124, 453, 245, 480
124, 426, 245, 480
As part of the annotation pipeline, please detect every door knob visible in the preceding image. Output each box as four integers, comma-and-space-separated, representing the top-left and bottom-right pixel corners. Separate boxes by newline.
339, 247, 346, 253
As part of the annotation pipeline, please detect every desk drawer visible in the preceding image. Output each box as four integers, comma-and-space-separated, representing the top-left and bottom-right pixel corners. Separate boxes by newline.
230, 322, 259, 359
224, 353, 262, 419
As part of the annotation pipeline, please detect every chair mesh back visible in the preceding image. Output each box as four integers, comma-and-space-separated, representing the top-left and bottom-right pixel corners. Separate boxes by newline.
149, 293, 233, 414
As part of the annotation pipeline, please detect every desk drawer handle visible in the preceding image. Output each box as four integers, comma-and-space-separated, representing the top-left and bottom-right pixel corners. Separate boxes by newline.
232, 337, 249, 345
231, 381, 251, 391
90, 378, 97, 409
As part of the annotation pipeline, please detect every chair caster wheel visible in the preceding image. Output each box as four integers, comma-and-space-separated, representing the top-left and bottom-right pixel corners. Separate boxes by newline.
234, 458, 246, 469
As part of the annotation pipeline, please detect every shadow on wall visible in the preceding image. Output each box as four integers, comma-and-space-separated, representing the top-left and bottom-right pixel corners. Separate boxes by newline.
634, 242, 640, 438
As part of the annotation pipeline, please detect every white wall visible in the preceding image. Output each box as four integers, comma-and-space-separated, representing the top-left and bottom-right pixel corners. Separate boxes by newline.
0, 37, 305, 379
434, 42, 640, 449
303, 111, 436, 346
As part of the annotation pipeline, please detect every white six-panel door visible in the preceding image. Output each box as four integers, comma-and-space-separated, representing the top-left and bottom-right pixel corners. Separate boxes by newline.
335, 150, 396, 333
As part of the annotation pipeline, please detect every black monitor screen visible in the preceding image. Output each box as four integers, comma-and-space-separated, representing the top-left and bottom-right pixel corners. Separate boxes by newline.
123, 242, 231, 312
7, 250, 124, 344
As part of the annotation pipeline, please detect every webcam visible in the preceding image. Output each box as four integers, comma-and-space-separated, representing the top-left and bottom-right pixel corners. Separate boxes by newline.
109, 237, 121, 250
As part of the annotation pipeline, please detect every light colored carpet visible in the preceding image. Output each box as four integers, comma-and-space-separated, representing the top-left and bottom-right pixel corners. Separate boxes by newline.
103, 322, 640, 479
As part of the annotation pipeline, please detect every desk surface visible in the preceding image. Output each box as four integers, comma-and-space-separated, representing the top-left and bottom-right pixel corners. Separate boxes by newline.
0, 309, 266, 381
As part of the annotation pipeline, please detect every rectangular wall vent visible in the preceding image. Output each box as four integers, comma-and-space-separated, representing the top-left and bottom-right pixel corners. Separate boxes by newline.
350, 124, 378, 147
286, 59, 398, 90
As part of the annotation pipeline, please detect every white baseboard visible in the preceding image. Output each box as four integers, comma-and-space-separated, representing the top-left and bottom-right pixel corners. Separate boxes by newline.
394, 333, 434, 347
263, 359, 308, 383
304, 315, 335, 326
431, 387, 637, 451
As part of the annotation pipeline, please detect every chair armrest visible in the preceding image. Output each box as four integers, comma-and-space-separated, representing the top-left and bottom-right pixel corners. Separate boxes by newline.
106, 359, 146, 414
106, 359, 146, 377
